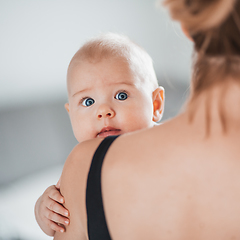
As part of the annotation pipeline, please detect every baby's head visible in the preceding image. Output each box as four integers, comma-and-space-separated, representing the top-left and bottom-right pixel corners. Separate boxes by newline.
65, 33, 164, 143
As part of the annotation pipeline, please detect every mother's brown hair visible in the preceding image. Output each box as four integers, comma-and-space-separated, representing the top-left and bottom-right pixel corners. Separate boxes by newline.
164, 0, 240, 133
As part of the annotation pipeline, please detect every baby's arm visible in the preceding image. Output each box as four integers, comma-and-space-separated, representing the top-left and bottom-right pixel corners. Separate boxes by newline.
34, 181, 70, 236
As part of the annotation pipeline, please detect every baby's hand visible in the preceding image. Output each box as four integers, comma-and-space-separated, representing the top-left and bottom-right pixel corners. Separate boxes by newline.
35, 182, 69, 235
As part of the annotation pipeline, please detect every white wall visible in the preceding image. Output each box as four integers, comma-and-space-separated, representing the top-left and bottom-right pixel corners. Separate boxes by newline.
0, 0, 192, 109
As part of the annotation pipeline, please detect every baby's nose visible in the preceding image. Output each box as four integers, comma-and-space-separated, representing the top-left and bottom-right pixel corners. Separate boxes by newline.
97, 105, 115, 119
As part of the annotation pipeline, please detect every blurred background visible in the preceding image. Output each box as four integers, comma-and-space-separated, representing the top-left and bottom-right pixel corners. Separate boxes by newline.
0, 0, 192, 239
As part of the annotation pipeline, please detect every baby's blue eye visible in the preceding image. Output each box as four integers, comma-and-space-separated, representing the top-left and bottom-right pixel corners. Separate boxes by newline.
82, 98, 95, 107
115, 91, 128, 101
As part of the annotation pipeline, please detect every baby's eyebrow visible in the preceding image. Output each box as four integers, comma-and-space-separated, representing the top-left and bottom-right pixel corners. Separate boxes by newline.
110, 81, 135, 87
72, 87, 91, 97
71, 81, 135, 97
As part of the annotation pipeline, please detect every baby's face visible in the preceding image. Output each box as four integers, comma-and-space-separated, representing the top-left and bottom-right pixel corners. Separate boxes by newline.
66, 57, 157, 143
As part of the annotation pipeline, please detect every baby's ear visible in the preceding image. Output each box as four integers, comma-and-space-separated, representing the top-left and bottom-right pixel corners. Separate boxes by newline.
65, 103, 70, 113
152, 87, 165, 122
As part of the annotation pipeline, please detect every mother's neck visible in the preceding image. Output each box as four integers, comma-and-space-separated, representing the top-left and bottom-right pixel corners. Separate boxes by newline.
186, 79, 240, 136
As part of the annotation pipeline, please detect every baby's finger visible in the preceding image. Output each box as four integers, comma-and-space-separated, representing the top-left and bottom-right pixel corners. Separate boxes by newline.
45, 217, 66, 233
48, 187, 65, 204
47, 198, 69, 217
56, 180, 60, 189
46, 209, 70, 227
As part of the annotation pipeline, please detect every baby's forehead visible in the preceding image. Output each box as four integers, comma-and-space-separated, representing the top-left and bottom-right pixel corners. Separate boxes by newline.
68, 54, 131, 76
67, 53, 157, 94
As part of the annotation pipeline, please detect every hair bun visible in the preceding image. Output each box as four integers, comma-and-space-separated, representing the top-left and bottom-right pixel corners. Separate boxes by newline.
164, 0, 236, 33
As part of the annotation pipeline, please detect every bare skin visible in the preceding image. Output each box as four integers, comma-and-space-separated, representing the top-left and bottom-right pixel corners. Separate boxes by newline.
54, 81, 240, 239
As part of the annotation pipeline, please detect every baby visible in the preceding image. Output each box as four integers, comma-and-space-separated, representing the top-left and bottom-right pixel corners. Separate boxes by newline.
34, 33, 165, 236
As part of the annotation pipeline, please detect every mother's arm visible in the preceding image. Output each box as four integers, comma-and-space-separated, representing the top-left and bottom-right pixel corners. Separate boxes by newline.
53, 138, 103, 240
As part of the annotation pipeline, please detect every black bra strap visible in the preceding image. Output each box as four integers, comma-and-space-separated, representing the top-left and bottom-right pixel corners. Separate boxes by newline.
86, 135, 119, 240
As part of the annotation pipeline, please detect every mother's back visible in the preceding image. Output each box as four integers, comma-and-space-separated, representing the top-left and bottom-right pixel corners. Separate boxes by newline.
102, 103, 240, 239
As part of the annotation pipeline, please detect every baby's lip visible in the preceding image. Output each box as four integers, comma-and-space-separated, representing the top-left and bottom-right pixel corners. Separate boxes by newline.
97, 126, 121, 138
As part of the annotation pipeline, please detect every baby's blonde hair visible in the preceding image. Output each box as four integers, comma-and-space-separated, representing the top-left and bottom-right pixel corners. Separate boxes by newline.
67, 33, 158, 92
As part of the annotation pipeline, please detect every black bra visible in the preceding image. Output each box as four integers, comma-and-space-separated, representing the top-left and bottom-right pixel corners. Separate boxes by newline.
86, 135, 119, 240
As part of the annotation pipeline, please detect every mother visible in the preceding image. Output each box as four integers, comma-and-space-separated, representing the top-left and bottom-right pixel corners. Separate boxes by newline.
54, 0, 240, 239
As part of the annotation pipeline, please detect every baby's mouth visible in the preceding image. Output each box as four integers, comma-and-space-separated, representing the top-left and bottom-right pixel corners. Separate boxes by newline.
97, 127, 121, 138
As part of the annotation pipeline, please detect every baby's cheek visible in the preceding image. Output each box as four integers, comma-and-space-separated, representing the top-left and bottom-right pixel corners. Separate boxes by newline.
71, 120, 86, 142
124, 114, 148, 132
